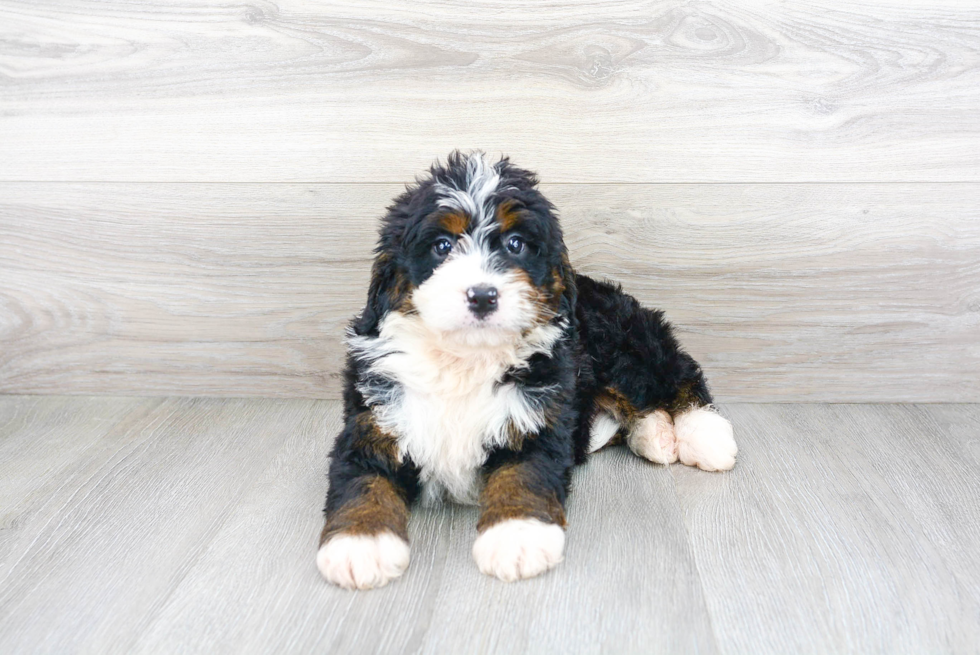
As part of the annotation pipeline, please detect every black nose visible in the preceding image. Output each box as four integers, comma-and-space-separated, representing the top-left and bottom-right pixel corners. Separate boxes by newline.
466, 285, 498, 317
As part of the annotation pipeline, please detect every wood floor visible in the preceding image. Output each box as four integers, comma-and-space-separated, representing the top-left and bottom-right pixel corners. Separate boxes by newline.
1, 396, 978, 654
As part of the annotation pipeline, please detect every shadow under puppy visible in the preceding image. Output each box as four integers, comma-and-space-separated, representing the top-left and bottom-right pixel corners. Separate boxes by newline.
317, 151, 737, 589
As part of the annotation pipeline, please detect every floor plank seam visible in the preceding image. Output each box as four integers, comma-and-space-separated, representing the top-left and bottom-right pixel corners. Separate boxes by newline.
132, 484, 265, 649
0, 398, 169, 593
665, 462, 724, 654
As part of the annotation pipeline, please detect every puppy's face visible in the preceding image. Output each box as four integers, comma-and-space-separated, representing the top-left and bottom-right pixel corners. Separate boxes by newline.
360, 152, 570, 346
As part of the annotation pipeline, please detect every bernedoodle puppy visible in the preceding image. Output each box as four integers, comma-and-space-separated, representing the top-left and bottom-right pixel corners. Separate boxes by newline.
317, 151, 737, 589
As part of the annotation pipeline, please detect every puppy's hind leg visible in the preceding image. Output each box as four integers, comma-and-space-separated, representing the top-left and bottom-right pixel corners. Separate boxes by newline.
589, 391, 678, 465
627, 376, 736, 472
593, 378, 736, 472
654, 357, 736, 472
650, 346, 735, 471
628, 409, 678, 465
576, 274, 736, 471
672, 400, 737, 472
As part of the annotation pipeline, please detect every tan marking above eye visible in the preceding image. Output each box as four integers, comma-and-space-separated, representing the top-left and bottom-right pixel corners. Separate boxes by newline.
496, 201, 522, 232
438, 213, 469, 235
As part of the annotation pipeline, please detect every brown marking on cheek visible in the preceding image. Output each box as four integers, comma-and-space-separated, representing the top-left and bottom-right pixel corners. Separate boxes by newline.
387, 269, 417, 314
477, 464, 566, 532
438, 212, 469, 235
537, 253, 574, 317
545, 266, 565, 311
560, 253, 575, 291
496, 201, 522, 232
320, 475, 409, 545
351, 412, 401, 465
512, 268, 556, 328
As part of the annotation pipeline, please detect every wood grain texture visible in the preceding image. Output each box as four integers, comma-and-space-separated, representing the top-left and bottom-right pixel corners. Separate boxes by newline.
2, 182, 978, 401
1, 1, 979, 182
0, 396, 324, 654
2, 398, 979, 653
132, 451, 718, 654
131, 407, 456, 655
0, 396, 717, 654
0, 395, 162, 569
417, 448, 718, 655
0, 183, 378, 399
673, 404, 980, 654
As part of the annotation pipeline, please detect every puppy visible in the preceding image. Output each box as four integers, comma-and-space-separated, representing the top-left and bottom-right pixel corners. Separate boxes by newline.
317, 152, 737, 589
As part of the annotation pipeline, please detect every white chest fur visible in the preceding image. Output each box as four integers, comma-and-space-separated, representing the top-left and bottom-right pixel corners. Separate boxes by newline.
349, 313, 562, 505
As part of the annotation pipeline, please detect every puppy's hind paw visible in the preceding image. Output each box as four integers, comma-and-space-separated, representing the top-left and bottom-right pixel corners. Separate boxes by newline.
316, 531, 409, 590
627, 409, 678, 464
673, 407, 737, 472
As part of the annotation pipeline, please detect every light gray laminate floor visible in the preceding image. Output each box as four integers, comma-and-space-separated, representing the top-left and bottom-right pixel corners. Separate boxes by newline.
1, 397, 978, 654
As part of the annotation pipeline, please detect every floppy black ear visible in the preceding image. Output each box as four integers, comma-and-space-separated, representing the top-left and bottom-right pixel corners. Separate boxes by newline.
352, 254, 398, 337
557, 251, 578, 320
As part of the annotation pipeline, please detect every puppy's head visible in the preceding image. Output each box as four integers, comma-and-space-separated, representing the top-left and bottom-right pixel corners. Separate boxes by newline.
355, 151, 574, 347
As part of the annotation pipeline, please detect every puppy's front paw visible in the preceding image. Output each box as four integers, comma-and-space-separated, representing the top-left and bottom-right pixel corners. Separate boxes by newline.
316, 531, 409, 590
472, 518, 565, 582
673, 407, 737, 471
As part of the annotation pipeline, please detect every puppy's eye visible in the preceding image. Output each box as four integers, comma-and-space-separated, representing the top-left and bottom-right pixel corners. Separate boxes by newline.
506, 235, 526, 255
433, 237, 454, 257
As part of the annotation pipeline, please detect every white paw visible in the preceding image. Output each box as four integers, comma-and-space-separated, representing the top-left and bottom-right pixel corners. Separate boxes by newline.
673, 407, 737, 471
472, 518, 565, 582
627, 409, 677, 464
588, 411, 620, 453
316, 531, 410, 590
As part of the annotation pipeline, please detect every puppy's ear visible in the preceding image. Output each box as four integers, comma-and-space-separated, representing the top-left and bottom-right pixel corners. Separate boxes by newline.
353, 254, 398, 336
557, 251, 578, 318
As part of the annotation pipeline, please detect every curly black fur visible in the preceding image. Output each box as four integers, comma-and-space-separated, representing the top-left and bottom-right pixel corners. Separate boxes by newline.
322, 151, 714, 550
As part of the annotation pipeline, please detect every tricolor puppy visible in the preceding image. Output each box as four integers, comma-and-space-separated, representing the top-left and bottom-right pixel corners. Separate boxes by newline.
317, 152, 737, 589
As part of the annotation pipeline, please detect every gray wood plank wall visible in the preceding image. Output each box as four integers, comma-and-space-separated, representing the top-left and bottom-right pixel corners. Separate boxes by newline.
2, 1, 979, 401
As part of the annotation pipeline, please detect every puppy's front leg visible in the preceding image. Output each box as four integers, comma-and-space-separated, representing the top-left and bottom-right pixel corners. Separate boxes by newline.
317, 412, 414, 590
472, 456, 569, 582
